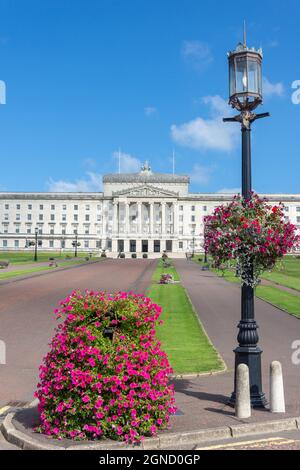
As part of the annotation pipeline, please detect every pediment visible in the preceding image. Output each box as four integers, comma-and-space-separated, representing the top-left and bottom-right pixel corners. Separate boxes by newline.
112, 184, 178, 198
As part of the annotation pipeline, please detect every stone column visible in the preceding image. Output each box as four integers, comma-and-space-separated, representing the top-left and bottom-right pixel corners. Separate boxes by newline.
137, 202, 142, 235
173, 202, 178, 236
125, 202, 130, 235
149, 202, 154, 236
161, 202, 166, 235
113, 202, 118, 236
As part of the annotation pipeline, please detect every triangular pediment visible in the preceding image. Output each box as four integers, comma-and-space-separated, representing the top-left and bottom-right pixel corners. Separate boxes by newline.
112, 184, 178, 197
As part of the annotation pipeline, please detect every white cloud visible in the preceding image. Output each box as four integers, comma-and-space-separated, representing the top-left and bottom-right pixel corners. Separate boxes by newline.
112, 151, 141, 173
181, 40, 213, 71
190, 164, 215, 185
47, 172, 103, 192
263, 77, 284, 97
217, 187, 240, 194
144, 106, 157, 117
171, 95, 239, 152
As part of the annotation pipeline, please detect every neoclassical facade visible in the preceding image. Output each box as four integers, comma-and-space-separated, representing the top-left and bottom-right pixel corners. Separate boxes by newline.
1, 162, 300, 257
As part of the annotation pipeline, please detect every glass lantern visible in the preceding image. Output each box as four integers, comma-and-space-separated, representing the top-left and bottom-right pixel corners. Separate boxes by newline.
228, 43, 262, 111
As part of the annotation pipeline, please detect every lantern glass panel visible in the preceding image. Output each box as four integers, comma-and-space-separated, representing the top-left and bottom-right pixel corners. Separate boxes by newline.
248, 59, 261, 94
235, 57, 248, 94
229, 59, 236, 97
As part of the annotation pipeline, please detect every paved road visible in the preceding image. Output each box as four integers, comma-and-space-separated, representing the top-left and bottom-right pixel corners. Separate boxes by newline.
0, 259, 156, 407
174, 260, 300, 411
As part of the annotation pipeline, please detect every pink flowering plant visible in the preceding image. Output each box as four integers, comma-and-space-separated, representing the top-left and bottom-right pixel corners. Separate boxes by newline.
35, 291, 176, 443
159, 274, 173, 284
204, 193, 299, 287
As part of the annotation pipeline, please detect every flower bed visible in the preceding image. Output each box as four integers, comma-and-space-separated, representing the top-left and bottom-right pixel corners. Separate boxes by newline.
159, 274, 173, 284
204, 193, 299, 287
35, 291, 176, 443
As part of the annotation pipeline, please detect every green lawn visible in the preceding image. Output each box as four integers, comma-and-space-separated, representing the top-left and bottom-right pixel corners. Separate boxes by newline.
0, 258, 98, 281
261, 256, 300, 292
147, 260, 224, 374
0, 251, 93, 265
256, 285, 300, 318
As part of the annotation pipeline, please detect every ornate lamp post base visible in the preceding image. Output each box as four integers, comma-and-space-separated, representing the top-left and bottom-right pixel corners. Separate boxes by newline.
229, 346, 268, 408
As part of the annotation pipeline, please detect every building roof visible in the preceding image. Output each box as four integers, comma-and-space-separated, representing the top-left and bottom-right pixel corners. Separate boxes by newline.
103, 161, 190, 184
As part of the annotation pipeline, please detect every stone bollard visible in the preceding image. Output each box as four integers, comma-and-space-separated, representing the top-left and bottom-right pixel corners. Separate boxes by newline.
270, 361, 285, 413
235, 363, 251, 419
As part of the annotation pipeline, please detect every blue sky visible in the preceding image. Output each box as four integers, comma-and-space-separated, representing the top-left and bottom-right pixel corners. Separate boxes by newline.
0, 0, 299, 194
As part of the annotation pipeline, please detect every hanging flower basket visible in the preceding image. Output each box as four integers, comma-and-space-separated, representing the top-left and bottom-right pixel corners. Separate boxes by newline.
204, 193, 299, 287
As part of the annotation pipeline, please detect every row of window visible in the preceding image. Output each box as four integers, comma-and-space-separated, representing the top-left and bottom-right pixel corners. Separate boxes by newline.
2, 214, 104, 222
1, 239, 97, 249
2, 204, 104, 211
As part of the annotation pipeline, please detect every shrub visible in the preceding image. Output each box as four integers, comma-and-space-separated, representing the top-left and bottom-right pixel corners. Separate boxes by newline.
119, 253, 125, 259
131, 253, 137, 259
143, 253, 148, 259
35, 291, 176, 443
204, 193, 299, 286
100, 252, 107, 258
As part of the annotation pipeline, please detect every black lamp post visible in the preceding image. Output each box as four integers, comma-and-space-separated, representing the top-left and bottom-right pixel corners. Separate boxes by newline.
72, 231, 80, 257
223, 32, 269, 408
34, 227, 38, 262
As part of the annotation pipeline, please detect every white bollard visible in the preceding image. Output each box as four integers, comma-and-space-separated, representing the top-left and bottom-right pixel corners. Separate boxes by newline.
235, 363, 251, 418
270, 361, 285, 413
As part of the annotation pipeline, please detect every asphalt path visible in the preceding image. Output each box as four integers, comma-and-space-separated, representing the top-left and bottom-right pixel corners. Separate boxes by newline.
0, 259, 156, 407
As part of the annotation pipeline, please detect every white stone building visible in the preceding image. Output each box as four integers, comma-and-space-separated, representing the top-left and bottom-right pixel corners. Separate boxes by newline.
0, 162, 300, 257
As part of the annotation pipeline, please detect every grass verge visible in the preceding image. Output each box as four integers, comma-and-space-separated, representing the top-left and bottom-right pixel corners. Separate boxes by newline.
0, 251, 94, 265
147, 260, 224, 374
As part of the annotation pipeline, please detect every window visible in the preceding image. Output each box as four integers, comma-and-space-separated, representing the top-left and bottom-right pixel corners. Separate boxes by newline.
27, 214, 32, 221
85, 228, 89, 235
84, 240, 89, 248
50, 228, 54, 235
28, 204, 32, 210
39, 214, 43, 221
51, 204, 55, 210
284, 206, 289, 212
50, 214, 55, 221
62, 214, 66, 221
86, 205, 90, 211
179, 205, 183, 211
27, 228, 31, 234
74, 205, 78, 211
85, 214, 90, 221
297, 217, 300, 223
40, 205, 43, 210
61, 239, 65, 249
297, 207, 300, 212
96, 240, 101, 248
191, 206, 195, 211
179, 215, 183, 222
4, 214, 9, 221
16, 213, 20, 221
16, 225, 20, 234
191, 215, 195, 222
16, 204, 20, 210
62, 204, 67, 211
74, 214, 78, 221
97, 214, 101, 221
62, 229, 66, 235
3, 240, 7, 247
49, 240, 54, 248
154, 240, 160, 253
3, 227, 8, 233
14, 240, 19, 248
179, 241, 183, 249
4, 204, 9, 210
130, 240, 136, 252
97, 205, 101, 211
202, 206, 207, 211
